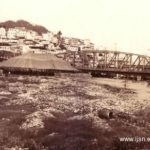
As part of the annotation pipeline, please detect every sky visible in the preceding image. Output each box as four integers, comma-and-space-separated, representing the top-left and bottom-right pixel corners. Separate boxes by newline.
0, 0, 150, 55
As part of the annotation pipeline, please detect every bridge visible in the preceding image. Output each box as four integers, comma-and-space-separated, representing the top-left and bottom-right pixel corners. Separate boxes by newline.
59, 50, 150, 78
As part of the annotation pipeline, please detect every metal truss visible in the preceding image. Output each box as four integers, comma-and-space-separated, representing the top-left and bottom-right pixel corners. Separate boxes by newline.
63, 50, 150, 75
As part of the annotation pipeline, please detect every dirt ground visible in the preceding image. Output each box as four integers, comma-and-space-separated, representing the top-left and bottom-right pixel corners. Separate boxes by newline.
0, 74, 150, 150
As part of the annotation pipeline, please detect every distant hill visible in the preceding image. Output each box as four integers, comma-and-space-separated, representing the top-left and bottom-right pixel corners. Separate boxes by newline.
0, 20, 48, 35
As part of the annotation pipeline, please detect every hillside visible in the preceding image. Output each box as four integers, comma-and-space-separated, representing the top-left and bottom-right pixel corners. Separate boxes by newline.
0, 20, 48, 35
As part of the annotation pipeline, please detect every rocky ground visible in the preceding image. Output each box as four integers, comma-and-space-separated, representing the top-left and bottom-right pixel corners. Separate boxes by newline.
0, 74, 150, 150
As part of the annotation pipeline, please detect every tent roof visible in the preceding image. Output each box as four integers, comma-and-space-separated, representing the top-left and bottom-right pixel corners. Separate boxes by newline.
0, 53, 77, 72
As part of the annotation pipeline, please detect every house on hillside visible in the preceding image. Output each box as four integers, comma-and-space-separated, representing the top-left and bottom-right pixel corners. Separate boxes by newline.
0, 28, 6, 38
7, 28, 17, 39
63, 37, 95, 51
0, 42, 11, 51
42, 32, 53, 41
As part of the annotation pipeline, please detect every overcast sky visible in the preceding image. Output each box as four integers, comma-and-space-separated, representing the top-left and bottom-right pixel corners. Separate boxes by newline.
0, 0, 150, 55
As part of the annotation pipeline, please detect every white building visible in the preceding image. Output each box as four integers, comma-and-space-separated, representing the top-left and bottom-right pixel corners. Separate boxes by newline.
7, 28, 17, 39
0, 27, 6, 38
15, 27, 27, 38
63, 37, 70, 45
0, 42, 11, 51
34, 35, 43, 40
42, 32, 53, 41
83, 39, 91, 46
25, 31, 37, 40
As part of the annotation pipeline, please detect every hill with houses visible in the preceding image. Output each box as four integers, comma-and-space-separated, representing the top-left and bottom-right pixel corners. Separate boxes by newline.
0, 20, 95, 56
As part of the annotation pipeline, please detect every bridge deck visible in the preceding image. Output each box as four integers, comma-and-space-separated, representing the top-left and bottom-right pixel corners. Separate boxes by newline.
77, 67, 150, 75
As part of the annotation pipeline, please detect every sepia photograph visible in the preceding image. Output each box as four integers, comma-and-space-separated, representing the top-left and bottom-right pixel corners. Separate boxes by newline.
0, 0, 150, 149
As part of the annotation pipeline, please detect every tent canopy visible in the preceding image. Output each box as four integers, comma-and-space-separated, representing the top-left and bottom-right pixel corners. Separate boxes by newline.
0, 53, 77, 72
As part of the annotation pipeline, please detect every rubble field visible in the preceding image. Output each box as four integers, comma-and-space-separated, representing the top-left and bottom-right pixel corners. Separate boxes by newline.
0, 74, 150, 150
